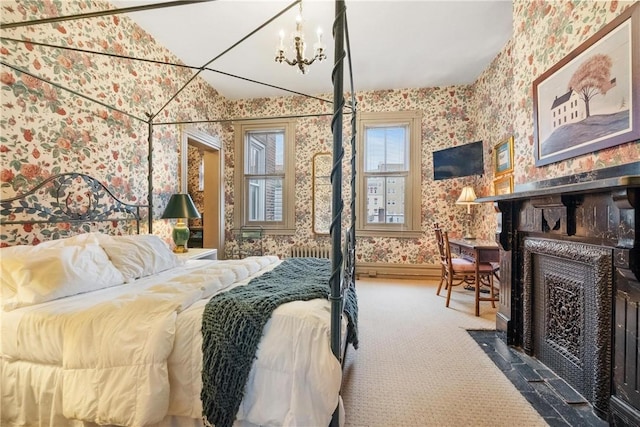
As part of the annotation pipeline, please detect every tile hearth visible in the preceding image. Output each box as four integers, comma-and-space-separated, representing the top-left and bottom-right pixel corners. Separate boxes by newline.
469, 330, 608, 427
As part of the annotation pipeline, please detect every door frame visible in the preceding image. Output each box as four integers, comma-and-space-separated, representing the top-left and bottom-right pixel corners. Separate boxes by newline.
180, 127, 224, 256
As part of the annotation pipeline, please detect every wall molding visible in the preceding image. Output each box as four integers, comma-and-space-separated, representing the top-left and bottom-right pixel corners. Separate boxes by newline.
180, 126, 220, 193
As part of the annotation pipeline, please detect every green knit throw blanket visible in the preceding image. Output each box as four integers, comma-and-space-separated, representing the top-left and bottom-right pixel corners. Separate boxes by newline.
201, 257, 358, 427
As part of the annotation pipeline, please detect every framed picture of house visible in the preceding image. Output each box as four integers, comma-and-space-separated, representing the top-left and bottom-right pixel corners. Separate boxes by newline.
494, 136, 514, 176
493, 175, 513, 196
533, 3, 639, 167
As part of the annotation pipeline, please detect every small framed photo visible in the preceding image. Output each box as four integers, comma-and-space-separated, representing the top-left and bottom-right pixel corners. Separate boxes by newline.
493, 136, 513, 176
493, 175, 513, 196
494, 136, 514, 177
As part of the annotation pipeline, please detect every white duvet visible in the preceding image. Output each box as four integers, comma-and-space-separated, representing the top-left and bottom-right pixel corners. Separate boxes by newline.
0, 256, 344, 427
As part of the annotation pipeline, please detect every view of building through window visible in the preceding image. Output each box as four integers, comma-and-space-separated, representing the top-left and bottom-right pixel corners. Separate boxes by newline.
245, 130, 284, 222
364, 126, 408, 224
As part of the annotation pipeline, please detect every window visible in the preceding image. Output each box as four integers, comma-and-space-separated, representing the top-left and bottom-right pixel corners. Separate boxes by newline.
233, 119, 295, 234
356, 111, 422, 237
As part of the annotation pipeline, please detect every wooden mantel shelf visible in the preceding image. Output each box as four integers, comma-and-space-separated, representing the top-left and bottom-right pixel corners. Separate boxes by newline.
477, 174, 640, 203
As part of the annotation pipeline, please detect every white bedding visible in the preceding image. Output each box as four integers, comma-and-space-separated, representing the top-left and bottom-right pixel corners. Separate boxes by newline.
1, 256, 344, 427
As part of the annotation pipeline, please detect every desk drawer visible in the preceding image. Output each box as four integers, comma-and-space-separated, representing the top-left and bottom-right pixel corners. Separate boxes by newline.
456, 246, 476, 261
449, 240, 500, 263
450, 243, 475, 261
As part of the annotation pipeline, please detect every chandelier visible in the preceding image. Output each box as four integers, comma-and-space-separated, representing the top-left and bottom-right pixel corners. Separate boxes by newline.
275, 2, 326, 74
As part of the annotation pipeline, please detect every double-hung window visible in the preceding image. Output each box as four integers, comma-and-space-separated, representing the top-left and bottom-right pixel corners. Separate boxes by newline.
233, 119, 295, 234
356, 111, 422, 237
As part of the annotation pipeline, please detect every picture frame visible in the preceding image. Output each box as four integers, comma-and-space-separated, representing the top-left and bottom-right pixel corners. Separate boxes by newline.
533, 3, 640, 167
494, 136, 514, 176
493, 175, 513, 196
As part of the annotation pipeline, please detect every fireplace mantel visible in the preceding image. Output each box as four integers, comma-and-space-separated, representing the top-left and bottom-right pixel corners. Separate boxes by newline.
477, 162, 640, 425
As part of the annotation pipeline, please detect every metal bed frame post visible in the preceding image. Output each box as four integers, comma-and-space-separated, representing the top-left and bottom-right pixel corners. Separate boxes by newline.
330, 1, 346, 426
330, 0, 345, 362
147, 117, 154, 233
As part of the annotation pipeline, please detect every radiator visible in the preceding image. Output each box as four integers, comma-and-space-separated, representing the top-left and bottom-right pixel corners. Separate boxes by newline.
289, 245, 331, 259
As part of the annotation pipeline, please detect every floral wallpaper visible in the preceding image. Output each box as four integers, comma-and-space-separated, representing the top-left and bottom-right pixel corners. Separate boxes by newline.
0, 0, 225, 246
1, 0, 638, 269
472, 38, 516, 240
225, 87, 477, 263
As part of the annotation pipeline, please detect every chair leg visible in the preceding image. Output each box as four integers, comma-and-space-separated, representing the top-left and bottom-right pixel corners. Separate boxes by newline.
436, 266, 445, 295
445, 276, 453, 308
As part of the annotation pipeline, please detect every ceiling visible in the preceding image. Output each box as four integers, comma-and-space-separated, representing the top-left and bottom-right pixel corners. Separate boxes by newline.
110, 0, 513, 100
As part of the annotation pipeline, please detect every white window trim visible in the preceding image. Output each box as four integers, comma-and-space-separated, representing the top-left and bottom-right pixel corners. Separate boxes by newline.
233, 119, 296, 235
356, 110, 422, 238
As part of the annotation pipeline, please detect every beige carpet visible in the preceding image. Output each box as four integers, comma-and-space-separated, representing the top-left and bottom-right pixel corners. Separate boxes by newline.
340, 278, 547, 427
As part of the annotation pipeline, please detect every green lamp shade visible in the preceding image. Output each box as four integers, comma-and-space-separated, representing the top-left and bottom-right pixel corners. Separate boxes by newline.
162, 194, 201, 220
162, 194, 201, 253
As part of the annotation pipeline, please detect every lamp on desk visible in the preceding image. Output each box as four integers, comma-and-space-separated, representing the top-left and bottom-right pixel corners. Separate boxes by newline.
162, 193, 201, 253
456, 186, 478, 240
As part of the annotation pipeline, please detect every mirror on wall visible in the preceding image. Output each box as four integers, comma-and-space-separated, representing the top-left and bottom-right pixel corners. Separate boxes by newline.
313, 152, 332, 235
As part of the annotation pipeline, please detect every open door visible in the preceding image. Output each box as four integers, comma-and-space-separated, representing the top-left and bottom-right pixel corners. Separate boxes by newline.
181, 128, 224, 257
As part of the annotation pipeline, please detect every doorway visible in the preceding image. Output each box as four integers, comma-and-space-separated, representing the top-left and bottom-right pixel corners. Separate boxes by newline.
180, 127, 223, 257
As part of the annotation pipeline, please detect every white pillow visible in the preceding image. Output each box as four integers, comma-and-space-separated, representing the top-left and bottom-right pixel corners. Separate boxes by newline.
98, 234, 181, 282
0, 233, 102, 259
1, 244, 125, 310
1, 233, 110, 310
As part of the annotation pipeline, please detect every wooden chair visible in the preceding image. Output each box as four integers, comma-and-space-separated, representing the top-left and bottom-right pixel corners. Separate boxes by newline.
434, 224, 474, 295
433, 224, 447, 295
442, 230, 497, 315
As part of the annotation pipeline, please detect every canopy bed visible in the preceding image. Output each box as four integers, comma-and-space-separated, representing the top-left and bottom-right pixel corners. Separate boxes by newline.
0, 1, 358, 426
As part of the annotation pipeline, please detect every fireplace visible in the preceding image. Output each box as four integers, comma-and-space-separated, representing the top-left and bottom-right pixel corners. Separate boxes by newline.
523, 238, 613, 414
477, 162, 640, 425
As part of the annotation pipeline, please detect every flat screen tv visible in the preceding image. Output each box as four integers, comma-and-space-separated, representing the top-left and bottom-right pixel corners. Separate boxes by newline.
432, 140, 484, 180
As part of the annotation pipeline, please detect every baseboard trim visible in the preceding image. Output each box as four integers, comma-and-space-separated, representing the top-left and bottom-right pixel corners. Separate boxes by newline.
355, 262, 440, 281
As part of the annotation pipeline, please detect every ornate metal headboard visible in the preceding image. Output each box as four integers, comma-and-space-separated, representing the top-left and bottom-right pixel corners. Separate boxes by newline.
0, 173, 148, 234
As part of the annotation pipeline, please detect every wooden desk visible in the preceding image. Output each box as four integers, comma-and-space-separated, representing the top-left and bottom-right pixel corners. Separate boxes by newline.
449, 238, 500, 316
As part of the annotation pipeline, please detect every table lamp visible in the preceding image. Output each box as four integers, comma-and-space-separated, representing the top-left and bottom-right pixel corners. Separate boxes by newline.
162, 193, 201, 253
456, 186, 478, 239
